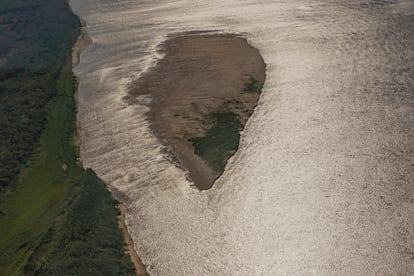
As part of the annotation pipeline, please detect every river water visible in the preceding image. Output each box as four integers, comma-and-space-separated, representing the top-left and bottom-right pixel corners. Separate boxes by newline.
69, 0, 413, 274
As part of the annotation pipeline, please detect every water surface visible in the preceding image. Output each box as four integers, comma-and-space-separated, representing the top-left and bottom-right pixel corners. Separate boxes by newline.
70, 0, 414, 274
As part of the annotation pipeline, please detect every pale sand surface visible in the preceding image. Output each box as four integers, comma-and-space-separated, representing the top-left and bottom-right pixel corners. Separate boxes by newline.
72, 24, 91, 151
129, 34, 265, 189
72, 29, 91, 67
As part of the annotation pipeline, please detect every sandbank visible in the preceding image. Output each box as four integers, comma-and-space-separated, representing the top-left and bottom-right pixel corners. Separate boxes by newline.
129, 33, 265, 189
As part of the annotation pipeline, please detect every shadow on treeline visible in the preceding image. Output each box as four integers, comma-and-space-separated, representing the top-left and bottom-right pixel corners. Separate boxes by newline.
0, 0, 79, 71
0, 0, 79, 191
26, 169, 135, 276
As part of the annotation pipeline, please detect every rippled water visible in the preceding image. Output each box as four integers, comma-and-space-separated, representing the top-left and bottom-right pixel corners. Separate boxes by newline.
69, 0, 413, 274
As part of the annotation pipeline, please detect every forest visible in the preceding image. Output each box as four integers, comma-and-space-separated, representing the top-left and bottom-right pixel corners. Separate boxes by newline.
0, 0, 79, 190
28, 170, 135, 275
0, 1, 135, 274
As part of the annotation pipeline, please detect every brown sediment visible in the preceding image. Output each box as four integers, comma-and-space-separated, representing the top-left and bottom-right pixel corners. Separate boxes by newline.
129, 33, 265, 189
72, 21, 91, 162
72, 21, 92, 67
117, 205, 149, 276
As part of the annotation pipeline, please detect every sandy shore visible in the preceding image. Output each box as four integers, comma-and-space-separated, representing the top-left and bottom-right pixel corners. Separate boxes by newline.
72, 22, 91, 154
72, 24, 148, 275
72, 21, 92, 67
129, 33, 265, 189
118, 205, 149, 276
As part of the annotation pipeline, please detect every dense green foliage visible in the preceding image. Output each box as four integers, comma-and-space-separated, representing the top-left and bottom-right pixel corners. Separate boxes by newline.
0, 0, 79, 70
32, 169, 135, 276
190, 112, 242, 171
0, 0, 79, 190
0, 1, 135, 275
0, 60, 82, 275
0, 57, 135, 276
0, 70, 57, 188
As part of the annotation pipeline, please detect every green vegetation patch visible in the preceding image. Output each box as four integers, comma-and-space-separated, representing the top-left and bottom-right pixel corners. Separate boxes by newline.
0, 0, 79, 70
0, 61, 82, 275
0, 0, 80, 191
0, 2, 136, 271
244, 76, 262, 93
31, 169, 135, 276
189, 75, 263, 176
189, 112, 242, 172
0, 50, 135, 276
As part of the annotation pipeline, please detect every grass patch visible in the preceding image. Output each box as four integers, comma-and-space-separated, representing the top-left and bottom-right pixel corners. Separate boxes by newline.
0, 61, 83, 275
244, 76, 262, 93
0, 1, 136, 274
188, 75, 264, 176
0, 0, 80, 191
0, 45, 135, 276
189, 112, 242, 172
0, 57, 136, 276
30, 169, 135, 275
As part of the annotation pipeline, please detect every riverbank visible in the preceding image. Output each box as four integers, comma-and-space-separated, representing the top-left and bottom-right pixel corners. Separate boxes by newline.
118, 205, 149, 276
72, 19, 92, 67
129, 33, 265, 189
0, 1, 81, 273
72, 19, 91, 159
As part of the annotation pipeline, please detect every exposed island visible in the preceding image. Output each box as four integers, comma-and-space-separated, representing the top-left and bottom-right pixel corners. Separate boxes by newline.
129, 33, 265, 189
